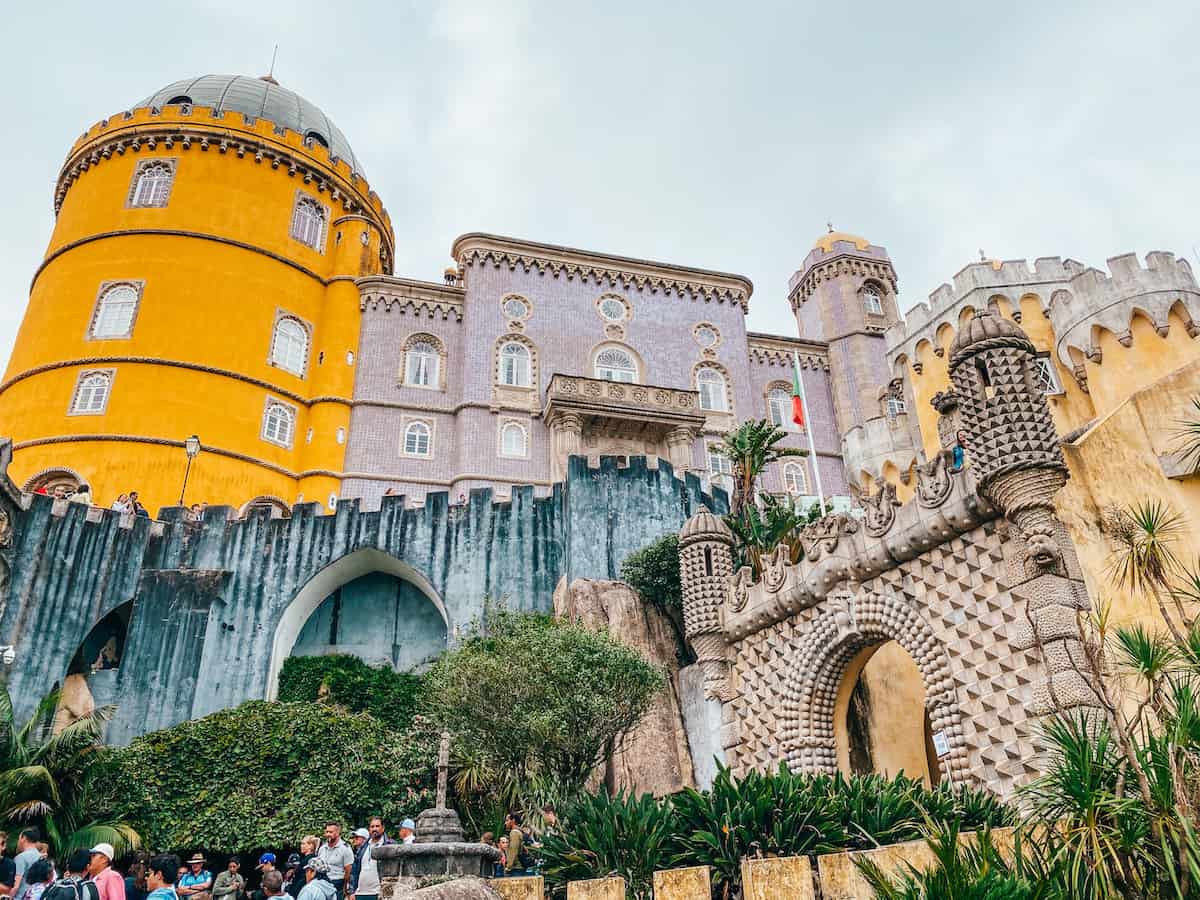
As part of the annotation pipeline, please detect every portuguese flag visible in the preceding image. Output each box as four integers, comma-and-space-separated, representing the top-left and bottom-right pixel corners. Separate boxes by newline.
791, 352, 806, 428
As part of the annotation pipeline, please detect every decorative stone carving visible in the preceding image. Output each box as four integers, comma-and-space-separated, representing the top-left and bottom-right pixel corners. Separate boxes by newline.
861, 481, 900, 537
728, 566, 753, 612
914, 452, 953, 509
800, 513, 858, 563
762, 546, 788, 594
0, 509, 11, 548
930, 389, 962, 451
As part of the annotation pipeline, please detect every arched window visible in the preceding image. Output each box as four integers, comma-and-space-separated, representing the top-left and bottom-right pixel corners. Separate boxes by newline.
405, 340, 439, 387
863, 285, 884, 316
270, 317, 308, 376
767, 387, 792, 428
71, 371, 112, 414
594, 347, 637, 383
403, 421, 432, 457
707, 442, 733, 492
696, 367, 727, 411
261, 400, 295, 447
305, 130, 329, 149
783, 462, 808, 495
91, 284, 139, 339
129, 161, 175, 208
499, 342, 531, 387
500, 422, 527, 458
290, 195, 326, 250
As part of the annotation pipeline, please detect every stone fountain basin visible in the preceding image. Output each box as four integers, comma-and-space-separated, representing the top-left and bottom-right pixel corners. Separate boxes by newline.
373, 842, 502, 879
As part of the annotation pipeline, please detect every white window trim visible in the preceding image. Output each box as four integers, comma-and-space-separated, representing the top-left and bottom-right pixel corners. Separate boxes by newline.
267, 311, 312, 378
260, 396, 298, 449
862, 284, 884, 316
1035, 354, 1064, 395
766, 384, 800, 431
496, 338, 535, 389
401, 418, 435, 458
886, 397, 907, 419
289, 190, 329, 252
782, 461, 808, 495
402, 334, 445, 391
68, 369, 115, 416
696, 365, 730, 413
87, 281, 144, 341
706, 442, 734, 492
592, 343, 640, 383
498, 419, 531, 459
126, 158, 178, 208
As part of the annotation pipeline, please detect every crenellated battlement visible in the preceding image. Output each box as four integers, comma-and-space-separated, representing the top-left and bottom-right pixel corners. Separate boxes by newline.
888, 249, 1200, 371
57, 103, 392, 235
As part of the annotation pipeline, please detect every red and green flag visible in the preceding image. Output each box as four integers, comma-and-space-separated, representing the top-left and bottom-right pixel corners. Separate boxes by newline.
791, 353, 806, 428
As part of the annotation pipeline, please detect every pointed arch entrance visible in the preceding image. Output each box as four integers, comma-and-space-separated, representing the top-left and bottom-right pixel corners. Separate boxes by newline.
780, 591, 970, 785
266, 549, 449, 698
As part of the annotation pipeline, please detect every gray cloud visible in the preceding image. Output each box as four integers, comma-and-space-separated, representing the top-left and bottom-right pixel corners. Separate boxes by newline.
2, 0, 1198, 366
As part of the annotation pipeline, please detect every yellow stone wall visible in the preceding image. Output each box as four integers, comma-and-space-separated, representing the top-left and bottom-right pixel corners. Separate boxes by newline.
652, 865, 711, 900
0, 101, 393, 513
740, 855, 814, 900
565, 875, 625, 899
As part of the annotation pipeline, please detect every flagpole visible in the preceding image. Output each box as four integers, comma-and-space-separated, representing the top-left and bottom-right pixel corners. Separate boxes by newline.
793, 351, 827, 516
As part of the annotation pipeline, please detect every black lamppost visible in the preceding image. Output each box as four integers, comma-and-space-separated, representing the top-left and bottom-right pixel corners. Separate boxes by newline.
178, 434, 201, 506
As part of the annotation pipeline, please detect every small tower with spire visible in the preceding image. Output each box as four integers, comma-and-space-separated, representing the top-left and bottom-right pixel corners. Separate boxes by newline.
678, 506, 734, 699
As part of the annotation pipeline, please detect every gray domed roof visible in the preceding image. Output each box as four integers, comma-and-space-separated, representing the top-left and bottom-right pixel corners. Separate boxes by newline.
949, 310, 1033, 362
137, 75, 361, 173
680, 506, 732, 546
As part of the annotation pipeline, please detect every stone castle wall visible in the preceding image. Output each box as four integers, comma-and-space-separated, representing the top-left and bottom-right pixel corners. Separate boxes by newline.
0, 446, 722, 746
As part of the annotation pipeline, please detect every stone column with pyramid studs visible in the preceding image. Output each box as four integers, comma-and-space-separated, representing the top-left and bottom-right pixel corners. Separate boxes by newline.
948, 311, 1100, 715
678, 507, 735, 700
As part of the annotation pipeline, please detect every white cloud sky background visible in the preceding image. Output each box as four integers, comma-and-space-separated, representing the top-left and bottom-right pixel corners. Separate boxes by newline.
1, 1, 1198, 365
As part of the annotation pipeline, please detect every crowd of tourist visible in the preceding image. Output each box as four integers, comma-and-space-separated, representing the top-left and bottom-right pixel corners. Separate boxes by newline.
0, 812, 557, 900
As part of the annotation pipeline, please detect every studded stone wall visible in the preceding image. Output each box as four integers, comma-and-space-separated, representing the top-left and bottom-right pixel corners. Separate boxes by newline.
726, 518, 1044, 795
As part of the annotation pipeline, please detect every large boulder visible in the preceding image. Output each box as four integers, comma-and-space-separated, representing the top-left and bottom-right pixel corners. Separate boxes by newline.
554, 577, 696, 795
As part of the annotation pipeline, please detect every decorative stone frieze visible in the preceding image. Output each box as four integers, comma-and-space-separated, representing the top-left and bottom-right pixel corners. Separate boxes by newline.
359, 276, 465, 322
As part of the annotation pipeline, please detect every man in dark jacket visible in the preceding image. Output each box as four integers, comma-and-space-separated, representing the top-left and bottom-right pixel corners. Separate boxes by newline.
347, 817, 394, 900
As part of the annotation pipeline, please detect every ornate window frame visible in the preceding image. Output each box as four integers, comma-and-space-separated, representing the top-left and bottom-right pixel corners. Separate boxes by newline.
289, 190, 329, 253
590, 342, 642, 383
595, 293, 632, 323
694, 362, 733, 414
401, 416, 435, 459
861, 280, 886, 318
706, 441, 733, 492
87, 280, 144, 341
126, 157, 178, 208
782, 461, 809, 495
400, 332, 447, 391
260, 396, 298, 449
267, 310, 313, 378
22, 467, 84, 495
494, 334, 538, 390
693, 322, 722, 351
765, 380, 800, 431
68, 368, 115, 416
500, 293, 532, 326
497, 418, 531, 459
1034, 353, 1064, 395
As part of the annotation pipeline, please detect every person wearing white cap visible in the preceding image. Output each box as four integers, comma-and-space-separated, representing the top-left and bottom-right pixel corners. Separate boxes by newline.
398, 820, 415, 845
87, 843, 125, 900
347, 818, 393, 900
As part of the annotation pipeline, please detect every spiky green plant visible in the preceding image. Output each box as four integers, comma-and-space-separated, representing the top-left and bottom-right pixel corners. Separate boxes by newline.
711, 419, 805, 518
1106, 500, 1190, 642
1170, 396, 1200, 475
0, 688, 139, 855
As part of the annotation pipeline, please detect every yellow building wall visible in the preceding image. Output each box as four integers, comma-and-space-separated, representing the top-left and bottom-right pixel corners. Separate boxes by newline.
0, 104, 392, 514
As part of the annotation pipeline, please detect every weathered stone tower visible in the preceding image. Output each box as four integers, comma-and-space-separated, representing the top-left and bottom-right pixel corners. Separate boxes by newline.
787, 233, 918, 489
948, 310, 1098, 715
678, 506, 734, 699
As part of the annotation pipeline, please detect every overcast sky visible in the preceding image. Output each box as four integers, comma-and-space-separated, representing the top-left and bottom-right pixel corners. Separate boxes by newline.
2, 1, 1198, 365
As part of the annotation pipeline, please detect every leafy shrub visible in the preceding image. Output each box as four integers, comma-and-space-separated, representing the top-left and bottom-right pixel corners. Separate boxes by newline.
669, 764, 847, 895
277, 654, 424, 732
619, 534, 692, 663
422, 608, 665, 797
541, 791, 676, 899
88, 700, 436, 852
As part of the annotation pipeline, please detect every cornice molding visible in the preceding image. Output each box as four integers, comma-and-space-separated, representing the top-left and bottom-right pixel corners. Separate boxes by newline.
746, 334, 830, 370
357, 276, 466, 322
788, 254, 898, 309
56, 122, 394, 260
34, 229, 329, 294
451, 232, 753, 312
0, 357, 351, 409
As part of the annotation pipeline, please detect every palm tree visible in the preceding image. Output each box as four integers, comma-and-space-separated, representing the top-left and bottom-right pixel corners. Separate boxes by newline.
712, 420, 805, 519
1171, 396, 1200, 474
1106, 500, 1190, 643
0, 688, 139, 855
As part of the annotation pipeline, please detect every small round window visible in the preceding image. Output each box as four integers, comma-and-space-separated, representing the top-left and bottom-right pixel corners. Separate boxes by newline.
503, 297, 529, 320
695, 325, 719, 348
599, 297, 628, 321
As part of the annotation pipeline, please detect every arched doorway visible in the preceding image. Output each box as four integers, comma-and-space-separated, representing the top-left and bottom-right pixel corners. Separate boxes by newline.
56, 601, 133, 731
838, 641, 940, 785
266, 549, 449, 697
23, 468, 84, 497
781, 592, 967, 784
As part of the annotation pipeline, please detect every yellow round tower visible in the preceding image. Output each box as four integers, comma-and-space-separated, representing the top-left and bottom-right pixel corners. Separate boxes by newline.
0, 74, 393, 513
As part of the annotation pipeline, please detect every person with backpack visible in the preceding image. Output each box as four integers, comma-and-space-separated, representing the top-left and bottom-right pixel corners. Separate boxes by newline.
502, 812, 534, 877
42, 851, 98, 900
145, 855, 180, 900
87, 845, 125, 900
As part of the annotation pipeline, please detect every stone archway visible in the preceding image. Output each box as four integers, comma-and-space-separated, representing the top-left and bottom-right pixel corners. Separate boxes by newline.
779, 590, 970, 785
265, 548, 449, 698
